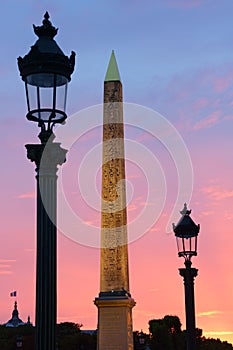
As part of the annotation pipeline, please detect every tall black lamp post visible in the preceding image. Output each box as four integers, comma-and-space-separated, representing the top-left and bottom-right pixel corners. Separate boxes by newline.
17, 13, 75, 350
173, 204, 200, 350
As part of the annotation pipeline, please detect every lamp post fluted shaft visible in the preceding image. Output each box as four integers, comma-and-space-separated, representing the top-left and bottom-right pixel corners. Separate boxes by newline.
179, 261, 198, 350
26, 136, 67, 350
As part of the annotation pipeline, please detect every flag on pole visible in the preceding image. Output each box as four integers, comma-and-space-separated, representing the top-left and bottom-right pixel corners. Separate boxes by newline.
10, 291, 16, 297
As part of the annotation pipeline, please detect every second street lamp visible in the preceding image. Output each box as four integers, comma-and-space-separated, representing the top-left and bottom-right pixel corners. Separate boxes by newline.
173, 203, 200, 350
17, 12, 75, 350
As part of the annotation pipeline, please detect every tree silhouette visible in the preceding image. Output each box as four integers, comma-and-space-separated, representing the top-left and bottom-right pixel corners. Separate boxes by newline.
148, 316, 233, 350
149, 315, 184, 350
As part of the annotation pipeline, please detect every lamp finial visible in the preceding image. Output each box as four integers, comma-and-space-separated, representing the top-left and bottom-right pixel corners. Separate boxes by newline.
180, 203, 191, 216
33, 11, 58, 39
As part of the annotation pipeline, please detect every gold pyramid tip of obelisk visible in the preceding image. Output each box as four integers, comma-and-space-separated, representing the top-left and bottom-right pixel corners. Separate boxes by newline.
104, 50, 121, 82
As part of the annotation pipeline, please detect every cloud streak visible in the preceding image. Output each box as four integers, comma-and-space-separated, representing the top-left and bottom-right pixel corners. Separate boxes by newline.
193, 111, 221, 130
0, 259, 16, 263
204, 331, 233, 336
0, 259, 16, 275
147, 63, 233, 134
17, 192, 35, 199
197, 310, 223, 318
201, 185, 233, 201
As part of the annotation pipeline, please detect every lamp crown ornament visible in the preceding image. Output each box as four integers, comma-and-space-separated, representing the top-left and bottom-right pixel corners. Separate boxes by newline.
17, 12, 75, 83
173, 203, 199, 237
180, 202, 191, 216
33, 12, 58, 39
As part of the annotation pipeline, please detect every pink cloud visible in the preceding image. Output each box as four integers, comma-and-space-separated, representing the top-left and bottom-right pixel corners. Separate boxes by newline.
200, 211, 214, 217
127, 203, 138, 212
150, 63, 233, 134
148, 227, 158, 233
17, 191, 35, 199
0, 271, 12, 275
135, 132, 153, 143
127, 174, 141, 180
83, 219, 99, 227
0, 260, 15, 275
193, 110, 221, 130
201, 185, 233, 201
197, 310, 223, 318
224, 114, 233, 121
0, 259, 16, 263
140, 201, 155, 207
192, 97, 209, 112
213, 76, 233, 93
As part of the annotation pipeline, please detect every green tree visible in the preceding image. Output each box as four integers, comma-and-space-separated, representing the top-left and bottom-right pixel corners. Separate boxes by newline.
149, 315, 185, 350
148, 315, 233, 350
56, 322, 96, 350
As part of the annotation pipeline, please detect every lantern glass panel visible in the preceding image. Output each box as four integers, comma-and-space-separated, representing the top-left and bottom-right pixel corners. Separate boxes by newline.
56, 83, 68, 112
25, 73, 68, 123
176, 235, 197, 259
176, 236, 184, 255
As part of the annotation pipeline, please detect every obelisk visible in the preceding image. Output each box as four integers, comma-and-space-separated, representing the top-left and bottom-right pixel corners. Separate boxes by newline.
95, 51, 135, 350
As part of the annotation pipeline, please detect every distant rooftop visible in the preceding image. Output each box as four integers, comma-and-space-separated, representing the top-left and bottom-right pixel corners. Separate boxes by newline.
4, 301, 32, 328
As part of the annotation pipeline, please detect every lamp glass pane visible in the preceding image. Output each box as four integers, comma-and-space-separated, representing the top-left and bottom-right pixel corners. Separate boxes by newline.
176, 236, 183, 255
27, 73, 68, 87
26, 83, 37, 112
56, 83, 68, 112
25, 74, 68, 124
40, 86, 53, 110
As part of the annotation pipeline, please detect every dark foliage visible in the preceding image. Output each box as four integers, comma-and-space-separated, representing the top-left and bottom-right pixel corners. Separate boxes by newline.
149, 315, 184, 350
0, 323, 97, 350
148, 315, 233, 350
0, 324, 35, 350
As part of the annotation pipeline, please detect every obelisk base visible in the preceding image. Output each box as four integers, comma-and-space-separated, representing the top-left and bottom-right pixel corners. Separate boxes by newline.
94, 295, 136, 350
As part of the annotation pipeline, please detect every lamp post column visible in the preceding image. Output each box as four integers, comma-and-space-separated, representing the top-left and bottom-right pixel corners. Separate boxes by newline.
26, 132, 67, 350
179, 260, 198, 350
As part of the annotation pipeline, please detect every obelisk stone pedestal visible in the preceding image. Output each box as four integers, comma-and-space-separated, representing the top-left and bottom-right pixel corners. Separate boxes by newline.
95, 296, 135, 350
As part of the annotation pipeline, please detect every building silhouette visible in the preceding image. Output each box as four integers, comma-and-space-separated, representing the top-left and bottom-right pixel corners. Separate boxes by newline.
4, 301, 32, 328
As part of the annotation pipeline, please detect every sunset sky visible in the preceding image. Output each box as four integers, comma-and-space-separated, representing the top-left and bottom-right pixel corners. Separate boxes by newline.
0, 0, 233, 344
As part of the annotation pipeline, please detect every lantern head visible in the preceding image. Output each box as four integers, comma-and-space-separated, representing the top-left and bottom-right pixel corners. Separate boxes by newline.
173, 203, 200, 261
17, 12, 75, 132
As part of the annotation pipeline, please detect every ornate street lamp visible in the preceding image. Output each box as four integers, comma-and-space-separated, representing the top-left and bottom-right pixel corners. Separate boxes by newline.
18, 11, 75, 141
17, 12, 75, 350
173, 204, 200, 350
173, 203, 199, 262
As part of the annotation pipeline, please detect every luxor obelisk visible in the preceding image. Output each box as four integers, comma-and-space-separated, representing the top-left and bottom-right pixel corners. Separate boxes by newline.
95, 51, 135, 350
